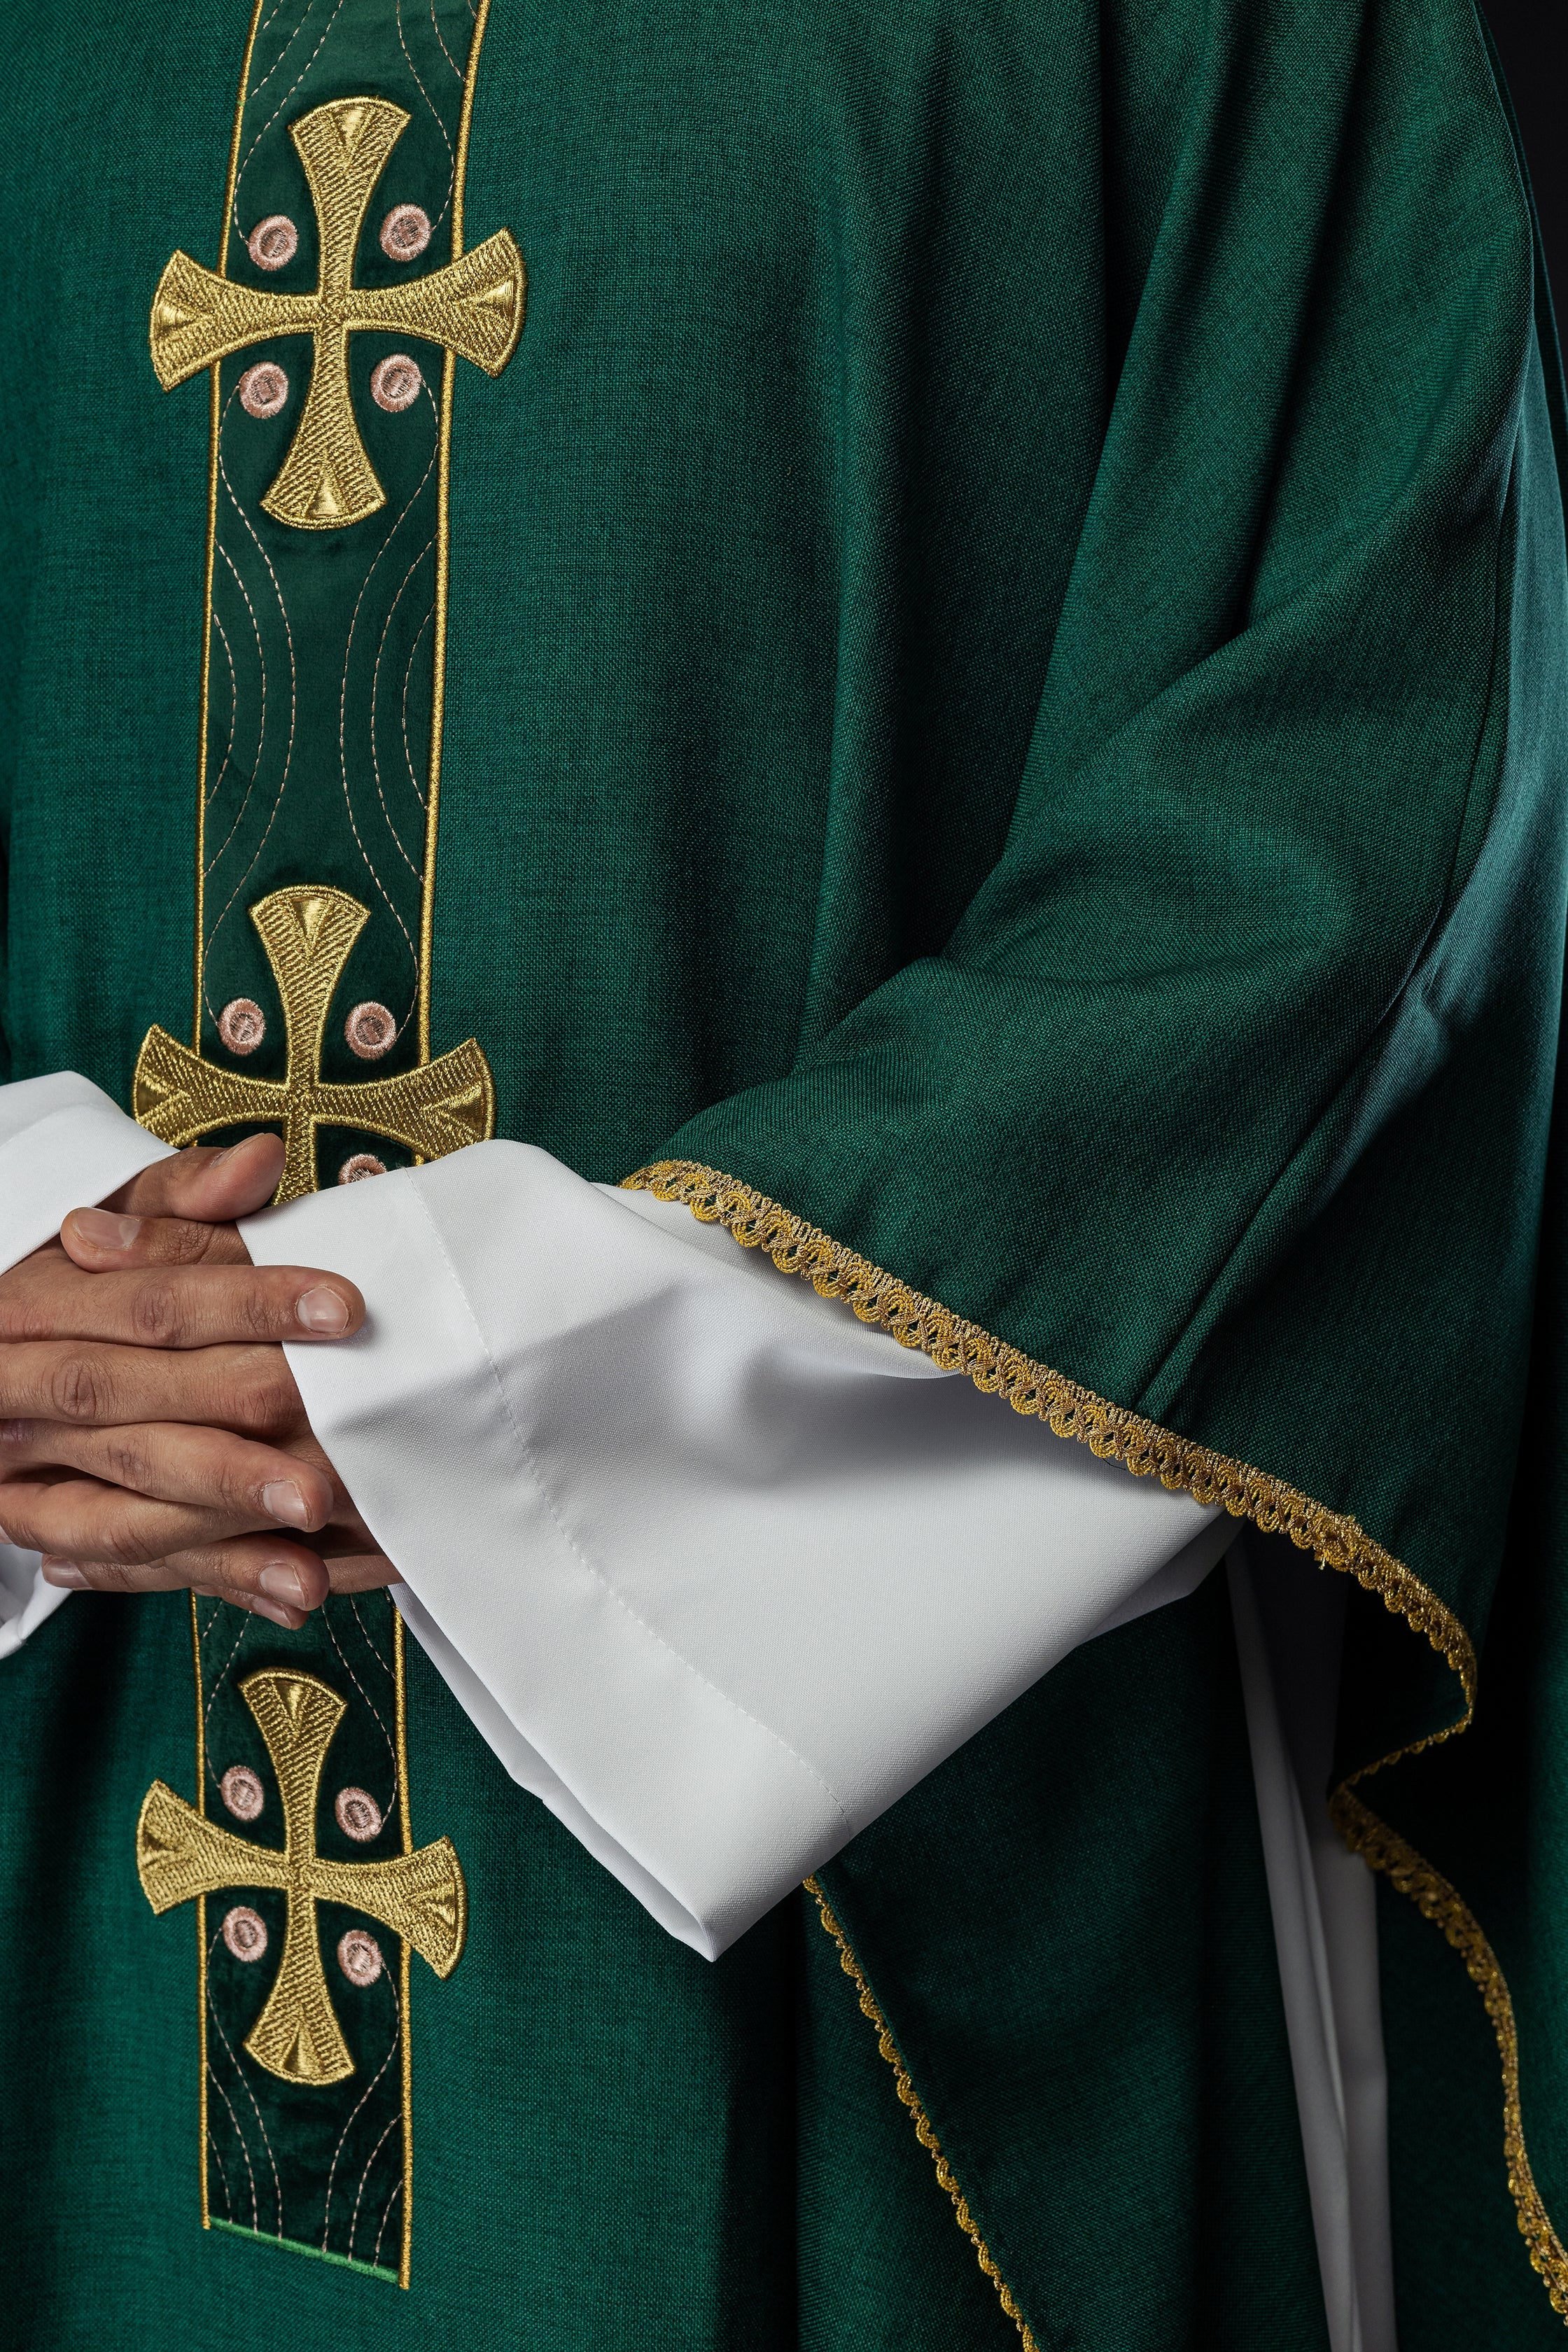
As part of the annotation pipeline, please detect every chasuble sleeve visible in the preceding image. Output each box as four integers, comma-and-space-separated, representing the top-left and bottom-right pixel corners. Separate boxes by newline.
635, 1, 1568, 1786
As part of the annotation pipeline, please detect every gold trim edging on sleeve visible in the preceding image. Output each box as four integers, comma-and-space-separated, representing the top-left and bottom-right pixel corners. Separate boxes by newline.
622, 1159, 1568, 2330
621, 1161, 1474, 1728
804, 1878, 1040, 2352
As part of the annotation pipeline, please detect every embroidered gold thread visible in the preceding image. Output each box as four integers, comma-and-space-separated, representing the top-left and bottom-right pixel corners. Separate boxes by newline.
171, 6, 500, 2290
805, 1879, 1040, 2351
194, 0, 271, 1045
623, 1161, 1474, 1746
1330, 1788, 1568, 2315
394, 1604, 414, 2292
150, 96, 524, 531
139, 1665, 466, 2087
420, 0, 496, 1063
136, 884, 495, 1202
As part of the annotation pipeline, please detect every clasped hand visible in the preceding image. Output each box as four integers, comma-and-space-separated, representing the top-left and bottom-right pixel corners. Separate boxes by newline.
0, 1133, 388, 1627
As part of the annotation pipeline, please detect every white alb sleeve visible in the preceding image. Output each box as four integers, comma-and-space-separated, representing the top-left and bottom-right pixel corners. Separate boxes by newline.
0, 1072, 176, 1658
244, 1140, 1228, 1956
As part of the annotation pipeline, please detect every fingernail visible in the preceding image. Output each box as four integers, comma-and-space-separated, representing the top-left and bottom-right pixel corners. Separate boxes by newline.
74, 1208, 143, 1250
259, 1562, 309, 1607
248, 1593, 301, 1628
296, 1286, 350, 1335
261, 1480, 312, 1529
41, 1560, 90, 1588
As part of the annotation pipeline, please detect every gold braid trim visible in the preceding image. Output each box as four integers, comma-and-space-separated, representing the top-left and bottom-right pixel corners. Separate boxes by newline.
622, 1160, 1476, 1746
1331, 1788, 1568, 2314
804, 1878, 1040, 2351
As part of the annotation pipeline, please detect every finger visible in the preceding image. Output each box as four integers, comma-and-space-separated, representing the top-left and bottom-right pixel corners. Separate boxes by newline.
0, 1339, 304, 1439
37, 1530, 328, 1626
24, 1254, 364, 1347
104, 1132, 286, 1224
41, 1552, 312, 1628
276, 1430, 370, 1540
0, 1469, 321, 1568
324, 1553, 399, 1594
59, 1208, 252, 1270
0, 1418, 335, 1529
2, 1467, 328, 1603
42, 1564, 312, 1631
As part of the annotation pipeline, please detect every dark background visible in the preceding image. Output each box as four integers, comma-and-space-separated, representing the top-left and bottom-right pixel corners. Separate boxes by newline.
1483, 1, 1564, 292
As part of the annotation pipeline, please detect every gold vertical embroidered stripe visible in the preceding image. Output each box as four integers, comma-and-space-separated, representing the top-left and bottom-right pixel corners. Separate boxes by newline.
132, 0, 518, 1201
125, 0, 519, 2276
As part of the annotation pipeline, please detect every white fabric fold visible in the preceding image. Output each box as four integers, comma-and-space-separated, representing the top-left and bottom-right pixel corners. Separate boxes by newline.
0, 1540, 71, 1662
0, 1074, 174, 1658
0, 1072, 174, 1272
245, 1139, 1226, 1955
1235, 1542, 1398, 2352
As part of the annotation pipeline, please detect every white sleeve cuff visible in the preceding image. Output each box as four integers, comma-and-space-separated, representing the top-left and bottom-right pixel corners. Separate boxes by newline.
0, 1541, 71, 1660
245, 1141, 1228, 1956
0, 1072, 174, 1275
0, 1074, 176, 1662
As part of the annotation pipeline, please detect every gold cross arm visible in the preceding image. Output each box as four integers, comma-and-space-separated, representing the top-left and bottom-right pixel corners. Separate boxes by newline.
150, 97, 524, 529
137, 1668, 466, 2086
134, 885, 494, 1202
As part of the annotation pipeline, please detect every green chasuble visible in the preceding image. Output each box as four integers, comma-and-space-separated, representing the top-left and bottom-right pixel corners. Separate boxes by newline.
2, 0, 1567, 2339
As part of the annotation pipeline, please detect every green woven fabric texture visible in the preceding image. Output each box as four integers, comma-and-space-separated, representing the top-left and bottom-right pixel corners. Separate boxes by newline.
3, 0, 1567, 2339
815, 1569, 1328, 2348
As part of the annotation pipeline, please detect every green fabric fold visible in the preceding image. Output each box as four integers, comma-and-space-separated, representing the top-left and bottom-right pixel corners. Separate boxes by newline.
650, 0, 1567, 1783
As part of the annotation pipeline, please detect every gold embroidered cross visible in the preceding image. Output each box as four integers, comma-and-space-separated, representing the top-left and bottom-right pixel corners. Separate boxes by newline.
133, 883, 494, 1203
149, 95, 524, 529
136, 1667, 466, 2086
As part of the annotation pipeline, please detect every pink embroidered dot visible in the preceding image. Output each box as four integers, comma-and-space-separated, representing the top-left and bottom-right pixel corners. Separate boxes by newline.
239, 363, 289, 420
220, 1764, 265, 1822
344, 1000, 396, 1060
222, 1905, 268, 1963
370, 354, 423, 413
335, 1786, 384, 1841
337, 1928, 385, 1987
338, 1153, 387, 1184
247, 214, 299, 271
218, 997, 266, 1054
380, 204, 432, 262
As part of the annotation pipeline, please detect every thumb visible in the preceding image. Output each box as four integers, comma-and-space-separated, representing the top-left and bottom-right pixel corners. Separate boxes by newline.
106, 1130, 286, 1224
